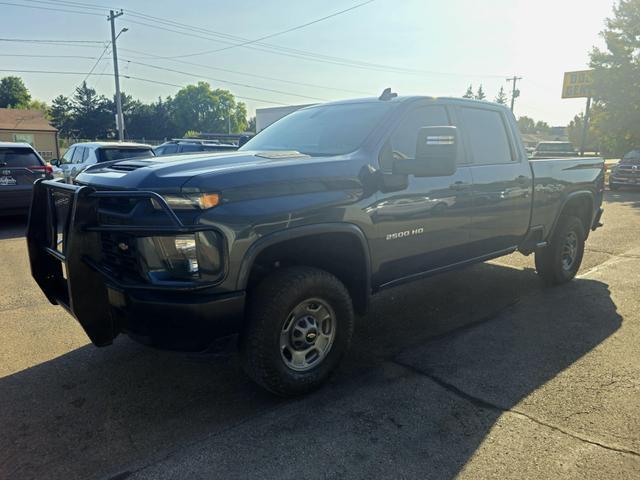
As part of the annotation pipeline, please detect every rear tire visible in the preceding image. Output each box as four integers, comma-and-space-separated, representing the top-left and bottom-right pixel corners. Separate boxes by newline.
240, 266, 354, 397
609, 182, 620, 191
535, 215, 585, 285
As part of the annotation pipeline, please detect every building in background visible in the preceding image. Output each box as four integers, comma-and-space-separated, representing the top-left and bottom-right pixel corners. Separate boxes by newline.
255, 104, 315, 132
0, 108, 59, 161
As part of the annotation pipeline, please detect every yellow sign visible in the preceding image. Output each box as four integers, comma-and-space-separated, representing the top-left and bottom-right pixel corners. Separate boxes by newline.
562, 70, 594, 99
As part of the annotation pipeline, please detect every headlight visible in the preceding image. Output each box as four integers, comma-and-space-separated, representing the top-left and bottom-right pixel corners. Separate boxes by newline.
151, 193, 220, 211
137, 231, 223, 283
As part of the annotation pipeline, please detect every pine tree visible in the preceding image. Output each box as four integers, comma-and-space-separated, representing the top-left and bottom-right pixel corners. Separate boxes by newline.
475, 84, 486, 100
495, 86, 508, 105
462, 85, 474, 99
48, 95, 73, 137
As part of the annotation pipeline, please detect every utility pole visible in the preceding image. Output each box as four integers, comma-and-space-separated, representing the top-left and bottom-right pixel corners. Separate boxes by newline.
108, 9, 125, 141
506, 76, 522, 113
579, 96, 592, 156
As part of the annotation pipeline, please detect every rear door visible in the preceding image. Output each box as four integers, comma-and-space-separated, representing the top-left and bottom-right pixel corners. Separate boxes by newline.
0, 146, 47, 189
458, 106, 533, 256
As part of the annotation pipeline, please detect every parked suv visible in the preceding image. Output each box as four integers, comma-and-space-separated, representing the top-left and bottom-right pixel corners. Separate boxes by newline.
0, 142, 51, 216
153, 139, 238, 156
53, 142, 154, 183
609, 149, 640, 190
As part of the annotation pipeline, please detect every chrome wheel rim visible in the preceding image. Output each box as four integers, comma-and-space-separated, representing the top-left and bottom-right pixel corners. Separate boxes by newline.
561, 231, 578, 271
280, 298, 336, 372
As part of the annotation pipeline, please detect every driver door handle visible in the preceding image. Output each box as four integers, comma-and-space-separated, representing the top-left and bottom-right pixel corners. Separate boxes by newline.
449, 181, 471, 191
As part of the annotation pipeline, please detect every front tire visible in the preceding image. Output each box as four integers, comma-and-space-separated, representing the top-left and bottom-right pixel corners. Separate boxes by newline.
535, 215, 585, 285
240, 266, 354, 397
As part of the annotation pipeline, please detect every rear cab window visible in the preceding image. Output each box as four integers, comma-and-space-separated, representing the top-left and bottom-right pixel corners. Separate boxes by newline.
98, 148, 154, 162
0, 147, 43, 167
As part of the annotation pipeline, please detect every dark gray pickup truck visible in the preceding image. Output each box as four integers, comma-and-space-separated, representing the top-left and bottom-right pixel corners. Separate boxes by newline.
27, 92, 604, 396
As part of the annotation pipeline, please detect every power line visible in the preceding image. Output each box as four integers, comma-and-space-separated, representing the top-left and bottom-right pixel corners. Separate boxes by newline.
5, 0, 509, 80
14, 0, 506, 78
0, 68, 290, 105
0, 54, 101, 59
0, 37, 105, 44
175, 0, 376, 58
0, 1, 103, 16
121, 58, 328, 102
120, 47, 370, 95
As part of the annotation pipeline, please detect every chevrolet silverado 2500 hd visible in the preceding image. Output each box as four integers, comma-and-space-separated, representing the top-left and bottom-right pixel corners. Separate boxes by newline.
27, 92, 604, 396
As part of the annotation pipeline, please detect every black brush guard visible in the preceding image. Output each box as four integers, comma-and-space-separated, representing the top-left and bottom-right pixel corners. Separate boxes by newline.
26, 179, 217, 346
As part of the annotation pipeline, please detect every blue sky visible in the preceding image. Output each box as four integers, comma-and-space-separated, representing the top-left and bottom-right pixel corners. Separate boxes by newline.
0, 0, 614, 125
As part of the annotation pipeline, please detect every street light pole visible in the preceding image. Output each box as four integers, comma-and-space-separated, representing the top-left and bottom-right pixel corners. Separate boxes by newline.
108, 9, 125, 141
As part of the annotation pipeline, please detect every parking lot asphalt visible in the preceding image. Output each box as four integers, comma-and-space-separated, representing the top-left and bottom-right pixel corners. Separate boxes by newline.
1, 190, 639, 480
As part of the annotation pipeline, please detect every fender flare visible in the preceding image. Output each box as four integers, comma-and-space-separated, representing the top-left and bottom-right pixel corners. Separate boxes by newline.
236, 222, 372, 299
547, 190, 595, 240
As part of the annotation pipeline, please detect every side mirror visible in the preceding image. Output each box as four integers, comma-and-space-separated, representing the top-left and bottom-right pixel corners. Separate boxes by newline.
394, 126, 458, 177
50, 159, 60, 166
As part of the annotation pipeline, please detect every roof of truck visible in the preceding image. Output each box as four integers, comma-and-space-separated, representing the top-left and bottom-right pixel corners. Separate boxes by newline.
310, 95, 509, 109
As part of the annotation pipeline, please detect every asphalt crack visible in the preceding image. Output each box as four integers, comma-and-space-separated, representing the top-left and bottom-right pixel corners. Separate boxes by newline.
392, 359, 640, 458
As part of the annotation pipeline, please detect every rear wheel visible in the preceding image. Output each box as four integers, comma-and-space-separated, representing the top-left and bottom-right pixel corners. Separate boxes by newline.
535, 215, 585, 285
609, 181, 620, 191
240, 266, 354, 396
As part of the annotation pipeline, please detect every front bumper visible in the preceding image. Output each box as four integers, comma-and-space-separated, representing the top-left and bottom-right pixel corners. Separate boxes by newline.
26, 179, 243, 349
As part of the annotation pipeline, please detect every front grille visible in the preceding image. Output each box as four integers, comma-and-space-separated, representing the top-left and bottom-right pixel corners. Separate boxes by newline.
615, 166, 640, 178
100, 233, 143, 281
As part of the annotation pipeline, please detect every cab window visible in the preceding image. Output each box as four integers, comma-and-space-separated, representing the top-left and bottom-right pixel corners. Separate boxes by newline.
381, 105, 449, 171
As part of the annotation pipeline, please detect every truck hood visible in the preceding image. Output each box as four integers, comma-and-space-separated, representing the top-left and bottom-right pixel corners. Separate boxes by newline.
75, 150, 346, 191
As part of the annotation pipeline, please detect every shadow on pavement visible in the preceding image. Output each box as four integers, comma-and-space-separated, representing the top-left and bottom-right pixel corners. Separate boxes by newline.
0, 214, 27, 240
0, 263, 622, 479
605, 189, 640, 210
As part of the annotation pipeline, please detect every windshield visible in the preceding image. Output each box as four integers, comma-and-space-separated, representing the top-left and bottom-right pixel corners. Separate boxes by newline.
240, 102, 394, 156
621, 150, 640, 164
98, 148, 154, 162
537, 143, 575, 152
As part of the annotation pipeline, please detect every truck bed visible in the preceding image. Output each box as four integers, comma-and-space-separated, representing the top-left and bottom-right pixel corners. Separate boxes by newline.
529, 157, 605, 239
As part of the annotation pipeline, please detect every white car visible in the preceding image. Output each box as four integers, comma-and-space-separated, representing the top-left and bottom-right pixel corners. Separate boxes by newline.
53, 142, 155, 183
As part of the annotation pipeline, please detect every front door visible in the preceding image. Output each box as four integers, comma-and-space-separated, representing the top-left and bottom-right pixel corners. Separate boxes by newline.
370, 103, 474, 288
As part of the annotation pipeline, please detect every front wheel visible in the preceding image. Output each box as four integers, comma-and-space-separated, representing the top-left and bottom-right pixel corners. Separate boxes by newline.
535, 215, 585, 285
240, 266, 354, 396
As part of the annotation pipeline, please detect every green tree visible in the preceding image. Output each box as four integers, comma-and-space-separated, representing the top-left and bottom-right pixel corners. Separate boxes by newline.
247, 116, 256, 133
462, 84, 474, 99
475, 84, 486, 100
495, 86, 508, 105
534, 120, 550, 135
0, 76, 31, 108
568, 112, 599, 152
517, 116, 536, 133
170, 82, 247, 133
590, 0, 640, 155
49, 95, 73, 136
71, 81, 113, 139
